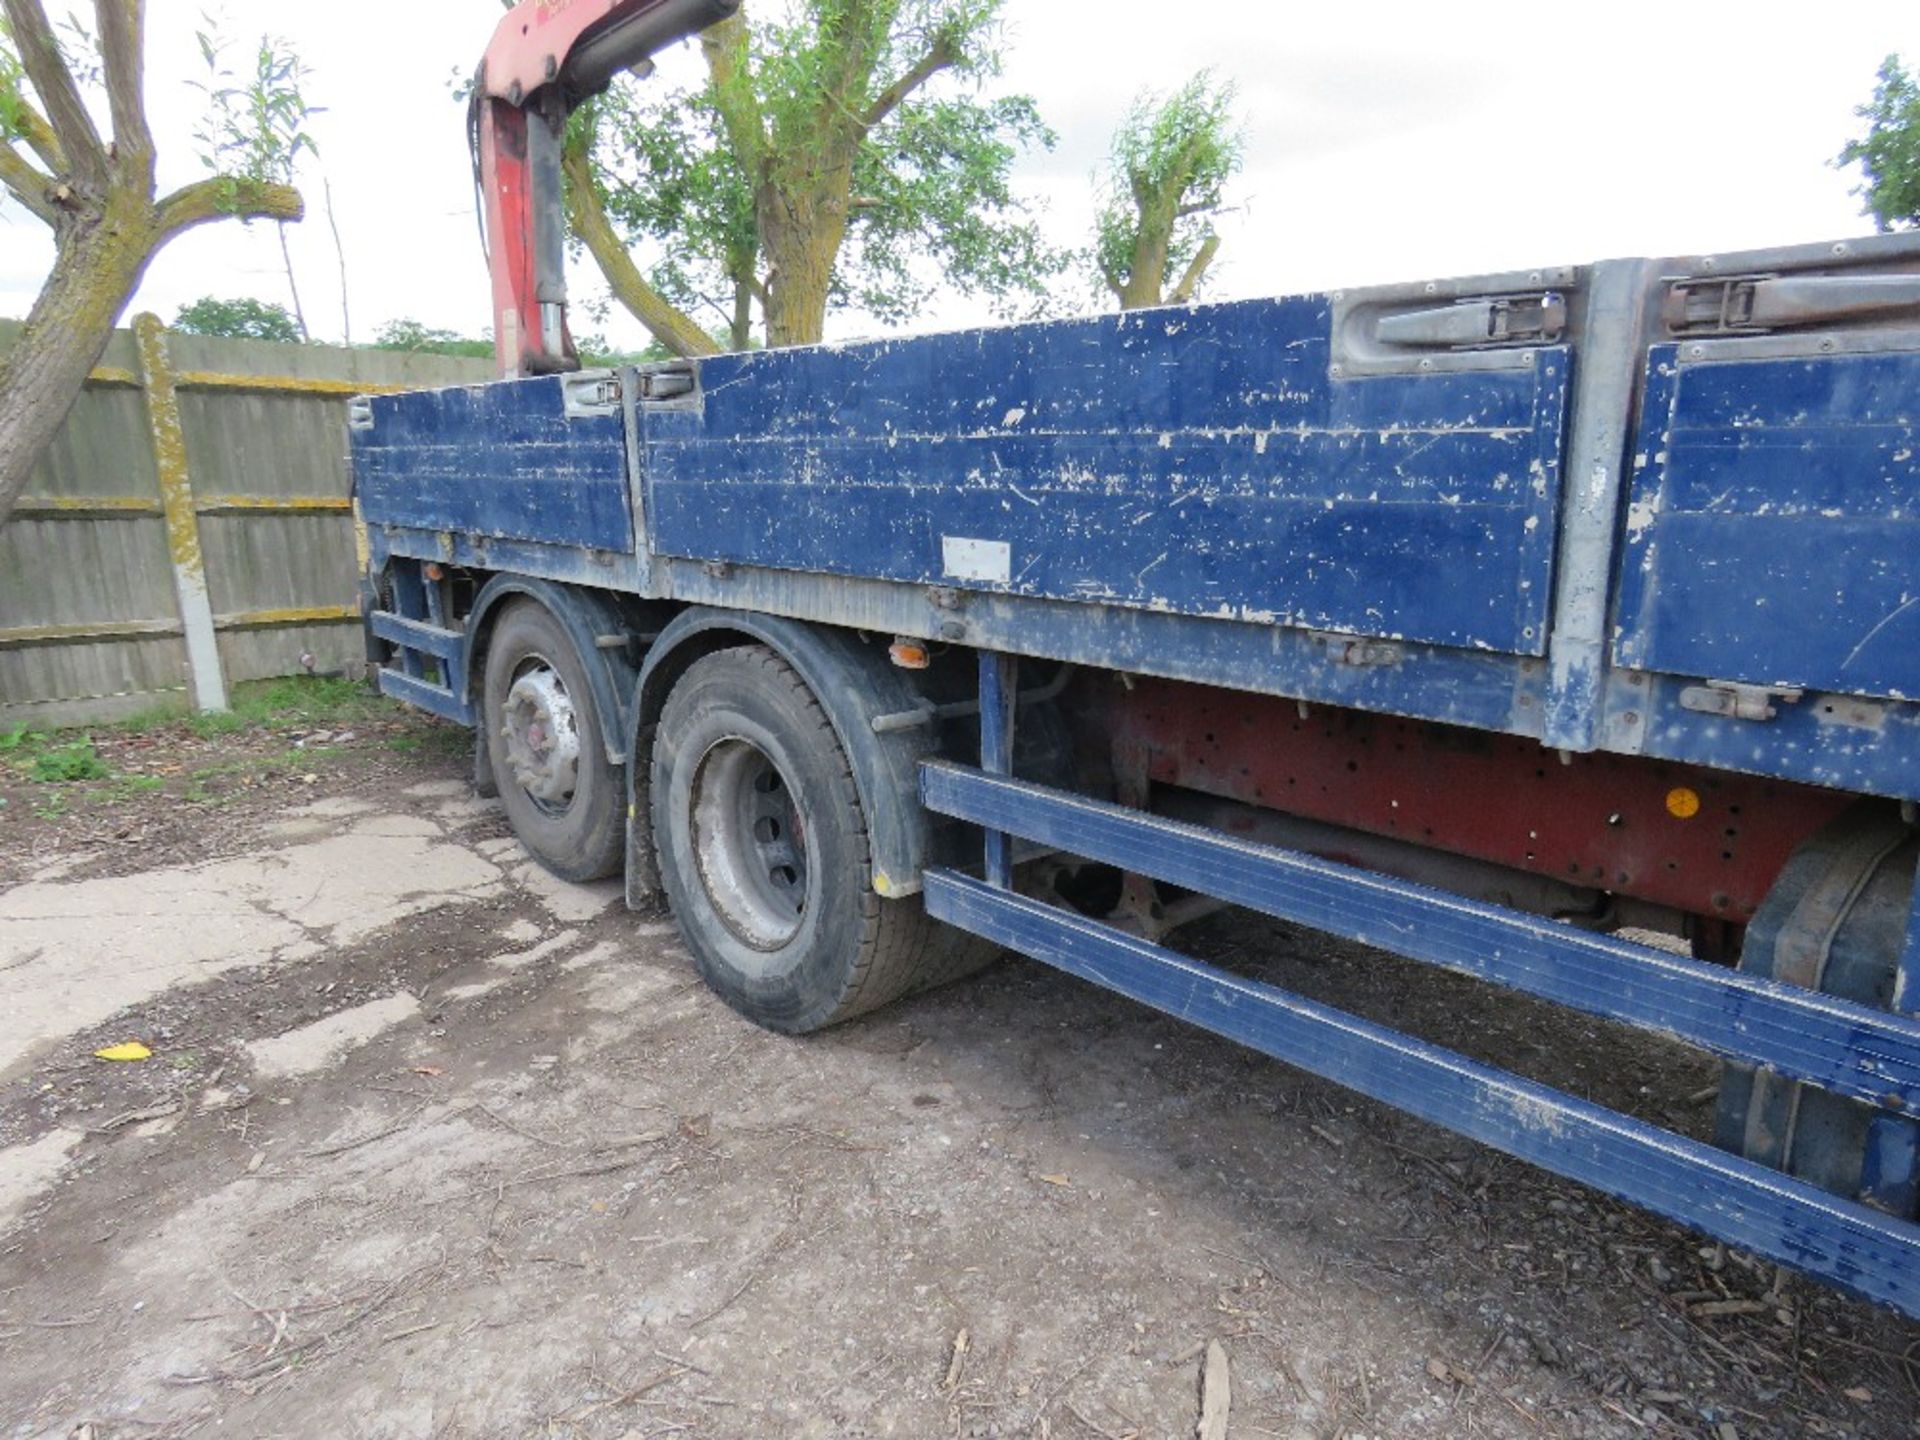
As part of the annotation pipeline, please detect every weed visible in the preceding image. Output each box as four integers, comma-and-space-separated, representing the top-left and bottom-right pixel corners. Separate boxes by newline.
30, 737, 111, 783
31, 792, 69, 821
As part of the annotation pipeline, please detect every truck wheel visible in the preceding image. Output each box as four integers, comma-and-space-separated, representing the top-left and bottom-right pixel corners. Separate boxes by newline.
652, 644, 967, 1034
482, 599, 624, 882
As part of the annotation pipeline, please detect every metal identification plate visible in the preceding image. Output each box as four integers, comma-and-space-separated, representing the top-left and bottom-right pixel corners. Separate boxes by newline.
941, 536, 1011, 585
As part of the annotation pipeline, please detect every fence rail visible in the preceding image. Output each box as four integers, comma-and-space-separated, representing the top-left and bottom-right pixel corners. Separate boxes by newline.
0, 317, 490, 728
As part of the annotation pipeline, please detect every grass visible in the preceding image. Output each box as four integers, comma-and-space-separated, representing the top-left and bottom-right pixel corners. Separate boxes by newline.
1, 676, 426, 819
117, 676, 393, 740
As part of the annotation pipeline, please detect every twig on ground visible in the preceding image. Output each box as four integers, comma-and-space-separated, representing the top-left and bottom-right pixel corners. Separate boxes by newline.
445, 1140, 670, 1202
560, 1364, 688, 1423
472, 1102, 576, 1151
303, 1103, 429, 1159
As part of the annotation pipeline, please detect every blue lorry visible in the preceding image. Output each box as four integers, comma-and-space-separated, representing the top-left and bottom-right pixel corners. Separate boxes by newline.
352, 232, 1920, 1319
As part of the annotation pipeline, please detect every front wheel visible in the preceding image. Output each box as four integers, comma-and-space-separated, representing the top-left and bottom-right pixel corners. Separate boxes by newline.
652, 644, 976, 1034
482, 599, 625, 882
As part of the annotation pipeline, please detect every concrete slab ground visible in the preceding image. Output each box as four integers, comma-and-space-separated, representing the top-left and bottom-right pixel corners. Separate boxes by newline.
1, 737, 1915, 1440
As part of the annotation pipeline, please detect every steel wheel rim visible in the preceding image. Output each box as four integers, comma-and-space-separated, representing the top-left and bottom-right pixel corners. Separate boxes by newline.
500, 654, 582, 814
689, 737, 809, 951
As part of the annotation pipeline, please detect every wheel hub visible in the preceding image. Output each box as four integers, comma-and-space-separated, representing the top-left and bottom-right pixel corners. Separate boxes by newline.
501, 661, 581, 810
689, 738, 809, 951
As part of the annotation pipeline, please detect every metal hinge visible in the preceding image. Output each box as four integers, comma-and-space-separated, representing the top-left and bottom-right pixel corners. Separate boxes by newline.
1664, 273, 1920, 335
347, 396, 374, 432
1312, 631, 1403, 668
1373, 292, 1567, 350
1678, 680, 1804, 722
562, 372, 623, 419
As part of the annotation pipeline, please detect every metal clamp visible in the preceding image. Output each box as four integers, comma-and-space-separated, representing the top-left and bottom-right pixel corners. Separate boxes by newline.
562, 371, 622, 419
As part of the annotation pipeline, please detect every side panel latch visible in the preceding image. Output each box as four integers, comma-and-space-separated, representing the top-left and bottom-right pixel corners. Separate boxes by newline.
1663, 273, 1920, 335
1373, 292, 1567, 350
1678, 679, 1804, 722
562, 372, 623, 419
638, 364, 699, 405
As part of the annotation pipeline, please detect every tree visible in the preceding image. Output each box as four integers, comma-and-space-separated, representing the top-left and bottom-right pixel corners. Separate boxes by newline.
374, 317, 641, 368
373, 318, 496, 360
568, 0, 1063, 355
173, 295, 303, 343
1840, 54, 1920, 231
1094, 71, 1242, 310
0, 0, 309, 526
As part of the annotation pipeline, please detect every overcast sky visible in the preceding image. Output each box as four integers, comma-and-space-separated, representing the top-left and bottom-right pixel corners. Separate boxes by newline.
1, 1, 1914, 349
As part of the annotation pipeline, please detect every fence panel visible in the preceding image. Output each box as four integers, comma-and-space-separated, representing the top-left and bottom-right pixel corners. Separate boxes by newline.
0, 318, 490, 728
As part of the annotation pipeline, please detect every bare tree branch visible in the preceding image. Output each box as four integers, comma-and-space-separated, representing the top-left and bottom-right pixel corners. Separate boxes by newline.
93, 0, 152, 172
155, 175, 303, 240
562, 139, 719, 359
700, 12, 766, 177
861, 34, 955, 131
1, 0, 107, 190
0, 135, 56, 223
1167, 232, 1220, 305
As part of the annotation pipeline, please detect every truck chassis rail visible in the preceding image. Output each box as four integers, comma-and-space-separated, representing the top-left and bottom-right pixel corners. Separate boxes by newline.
920, 657, 1920, 1320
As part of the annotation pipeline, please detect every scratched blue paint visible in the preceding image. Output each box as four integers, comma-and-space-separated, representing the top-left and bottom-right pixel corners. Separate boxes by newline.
1604, 667, 1920, 803
355, 376, 633, 552
644, 300, 1571, 656
1613, 346, 1920, 701
352, 284, 1920, 810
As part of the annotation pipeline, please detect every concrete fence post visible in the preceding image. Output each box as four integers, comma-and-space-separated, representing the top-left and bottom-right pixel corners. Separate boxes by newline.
133, 312, 229, 713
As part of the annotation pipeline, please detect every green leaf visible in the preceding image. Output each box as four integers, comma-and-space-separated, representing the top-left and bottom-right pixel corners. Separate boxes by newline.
1839, 54, 1920, 232
174, 296, 306, 342
578, 0, 1063, 348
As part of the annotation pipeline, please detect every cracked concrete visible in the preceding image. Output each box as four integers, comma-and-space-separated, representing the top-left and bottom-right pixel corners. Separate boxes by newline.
0, 804, 579, 1078
246, 992, 425, 1080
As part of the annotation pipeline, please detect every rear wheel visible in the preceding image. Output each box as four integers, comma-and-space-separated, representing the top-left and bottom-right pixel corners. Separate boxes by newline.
652, 644, 979, 1033
482, 599, 624, 881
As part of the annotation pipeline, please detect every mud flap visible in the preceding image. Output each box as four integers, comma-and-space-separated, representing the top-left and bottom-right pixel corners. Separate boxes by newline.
1716, 808, 1919, 1217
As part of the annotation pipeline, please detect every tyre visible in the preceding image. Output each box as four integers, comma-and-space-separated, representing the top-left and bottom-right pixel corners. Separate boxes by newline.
652, 643, 981, 1034
482, 599, 625, 882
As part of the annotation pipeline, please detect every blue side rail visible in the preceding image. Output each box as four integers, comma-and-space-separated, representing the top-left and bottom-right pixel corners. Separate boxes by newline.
922, 652, 1920, 1320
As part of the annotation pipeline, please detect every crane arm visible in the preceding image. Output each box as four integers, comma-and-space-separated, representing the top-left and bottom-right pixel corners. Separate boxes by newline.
473, 0, 739, 376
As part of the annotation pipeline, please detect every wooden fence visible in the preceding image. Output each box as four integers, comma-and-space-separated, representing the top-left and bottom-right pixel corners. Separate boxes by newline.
0, 318, 491, 728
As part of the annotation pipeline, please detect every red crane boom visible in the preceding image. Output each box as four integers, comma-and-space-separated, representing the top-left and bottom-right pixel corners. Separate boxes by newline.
472, 0, 738, 376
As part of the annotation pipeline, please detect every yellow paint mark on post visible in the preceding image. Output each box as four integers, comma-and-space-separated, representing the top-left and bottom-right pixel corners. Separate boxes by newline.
1666, 787, 1702, 820
135, 313, 229, 713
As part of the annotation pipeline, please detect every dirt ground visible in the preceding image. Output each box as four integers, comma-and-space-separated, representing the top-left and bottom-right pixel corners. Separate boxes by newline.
2, 696, 1917, 1440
